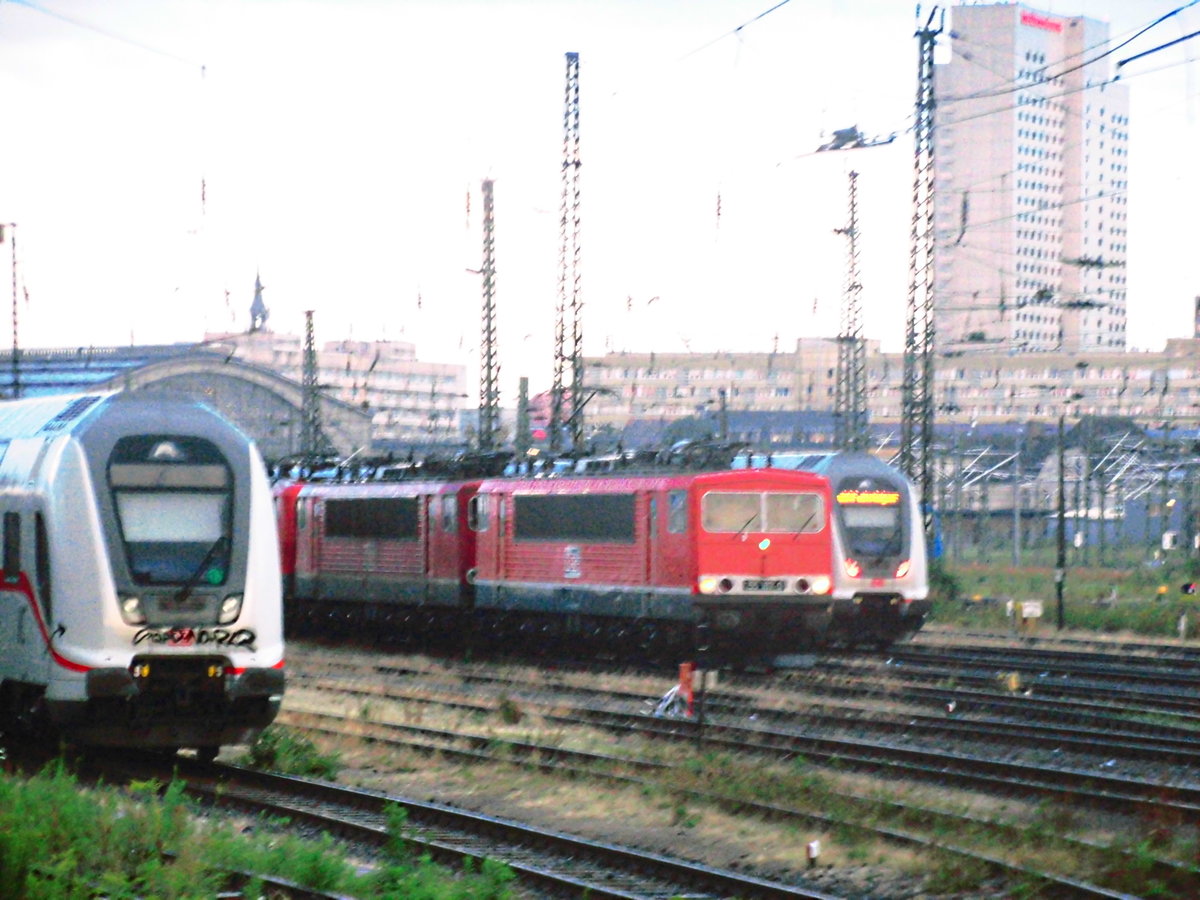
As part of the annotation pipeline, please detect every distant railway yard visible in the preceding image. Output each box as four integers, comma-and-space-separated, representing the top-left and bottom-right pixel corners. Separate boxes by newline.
9, 629, 1200, 899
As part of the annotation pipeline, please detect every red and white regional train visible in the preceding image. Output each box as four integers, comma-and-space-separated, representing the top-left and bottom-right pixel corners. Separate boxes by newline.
277, 451, 929, 659
0, 392, 285, 757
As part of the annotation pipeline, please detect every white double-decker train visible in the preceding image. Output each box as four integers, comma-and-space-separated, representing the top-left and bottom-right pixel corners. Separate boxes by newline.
0, 391, 284, 759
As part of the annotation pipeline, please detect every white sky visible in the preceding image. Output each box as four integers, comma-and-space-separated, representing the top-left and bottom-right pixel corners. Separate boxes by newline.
0, 0, 1196, 406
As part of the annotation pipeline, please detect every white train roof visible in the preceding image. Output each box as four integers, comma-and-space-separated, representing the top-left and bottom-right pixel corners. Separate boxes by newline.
0, 392, 117, 440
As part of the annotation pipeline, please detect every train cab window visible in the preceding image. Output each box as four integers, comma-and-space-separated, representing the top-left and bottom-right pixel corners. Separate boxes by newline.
702, 492, 825, 534
442, 495, 457, 531
765, 493, 824, 533
667, 491, 687, 534
467, 495, 489, 532
702, 493, 760, 533
835, 481, 904, 555
108, 436, 232, 586
839, 504, 903, 555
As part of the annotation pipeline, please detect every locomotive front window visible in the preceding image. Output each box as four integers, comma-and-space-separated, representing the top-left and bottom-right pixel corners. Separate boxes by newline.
703, 491, 825, 534
765, 493, 824, 533
109, 437, 232, 586
702, 493, 760, 533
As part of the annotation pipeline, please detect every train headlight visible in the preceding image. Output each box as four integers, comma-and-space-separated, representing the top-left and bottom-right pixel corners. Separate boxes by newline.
698, 576, 733, 595
118, 594, 146, 626
894, 560, 911, 579
810, 575, 832, 595
843, 558, 862, 578
218, 593, 244, 625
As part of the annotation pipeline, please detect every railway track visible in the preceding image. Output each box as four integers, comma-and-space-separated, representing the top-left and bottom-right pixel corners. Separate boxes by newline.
295, 650, 1200, 770
289, 666, 1200, 822
265, 642, 1200, 895
99, 751, 838, 900
883, 642, 1200, 691
794, 656, 1200, 722
278, 704, 1191, 899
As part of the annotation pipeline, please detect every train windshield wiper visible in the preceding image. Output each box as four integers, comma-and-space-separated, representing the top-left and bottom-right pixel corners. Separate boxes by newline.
793, 513, 815, 537
736, 512, 759, 537
174, 535, 229, 604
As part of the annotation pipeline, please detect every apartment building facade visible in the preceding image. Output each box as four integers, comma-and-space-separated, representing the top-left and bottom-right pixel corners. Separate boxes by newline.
934, 4, 1129, 356
583, 338, 1200, 435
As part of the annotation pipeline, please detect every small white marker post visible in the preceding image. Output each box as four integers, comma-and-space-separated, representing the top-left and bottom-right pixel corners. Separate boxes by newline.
806, 839, 820, 869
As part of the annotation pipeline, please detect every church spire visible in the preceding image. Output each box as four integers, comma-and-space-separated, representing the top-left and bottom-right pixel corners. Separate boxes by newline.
249, 272, 269, 333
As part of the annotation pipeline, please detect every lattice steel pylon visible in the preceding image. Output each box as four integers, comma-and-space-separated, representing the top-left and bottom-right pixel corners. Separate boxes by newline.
7, 224, 20, 401
899, 8, 943, 535
478, 178, 500, 451
550, 51, 582, 454
834, 170, 868, 451
300, 309, 323, 461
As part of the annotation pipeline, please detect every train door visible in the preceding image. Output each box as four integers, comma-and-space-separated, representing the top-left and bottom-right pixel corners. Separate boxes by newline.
0, 508, 30, 683
307, 496, 323, 584
0, 503, 53, 687
495, 492, 506, 577
644, 491, 657, 584
427, 489, 436, 595
457, 485, 479, 609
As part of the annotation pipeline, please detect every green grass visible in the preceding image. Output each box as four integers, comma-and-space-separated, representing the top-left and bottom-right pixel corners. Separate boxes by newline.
237, 725, 342, 778
0, 761, 515, 899
931, 557, 1200, 639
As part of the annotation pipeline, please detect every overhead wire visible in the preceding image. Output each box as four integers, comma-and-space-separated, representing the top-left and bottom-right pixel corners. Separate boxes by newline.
941, 0, 1200, 104
677, 0, 794, 63
7, 0, 205, 72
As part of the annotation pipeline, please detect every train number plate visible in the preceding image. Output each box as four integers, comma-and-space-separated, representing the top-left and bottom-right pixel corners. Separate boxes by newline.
743, 578, 786, 591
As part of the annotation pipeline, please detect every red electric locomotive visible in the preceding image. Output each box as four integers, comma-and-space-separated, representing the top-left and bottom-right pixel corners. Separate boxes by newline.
468, 467, 837, 658
284, 479, 479, 640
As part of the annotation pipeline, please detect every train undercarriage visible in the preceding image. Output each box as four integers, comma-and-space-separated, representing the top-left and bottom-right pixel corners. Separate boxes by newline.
285, 592, 922, 664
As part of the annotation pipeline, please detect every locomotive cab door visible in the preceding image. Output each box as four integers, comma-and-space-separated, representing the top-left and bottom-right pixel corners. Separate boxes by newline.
644, 494, 657, 585
457, 487, 479, 610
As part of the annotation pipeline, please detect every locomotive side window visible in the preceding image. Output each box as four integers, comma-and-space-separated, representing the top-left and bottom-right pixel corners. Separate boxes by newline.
109, 436, 232, 586
514, 494, 635, 543
765, 493, 825, 533
442, 495, 457, 531
467, 495, 489, 532
667, 490, 687, 534
326, 497, 418, 539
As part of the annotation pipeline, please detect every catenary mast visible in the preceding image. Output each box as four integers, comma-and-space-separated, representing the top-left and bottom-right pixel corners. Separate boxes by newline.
551, 52, 582, 453
478, 178, 500, 451
834, 170, 867, 451
900, 7, 943, 535
300, 309, 323, 462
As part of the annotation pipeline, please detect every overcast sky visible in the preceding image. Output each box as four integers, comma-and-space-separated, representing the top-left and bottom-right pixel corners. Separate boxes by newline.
0, 0, 1196, 404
